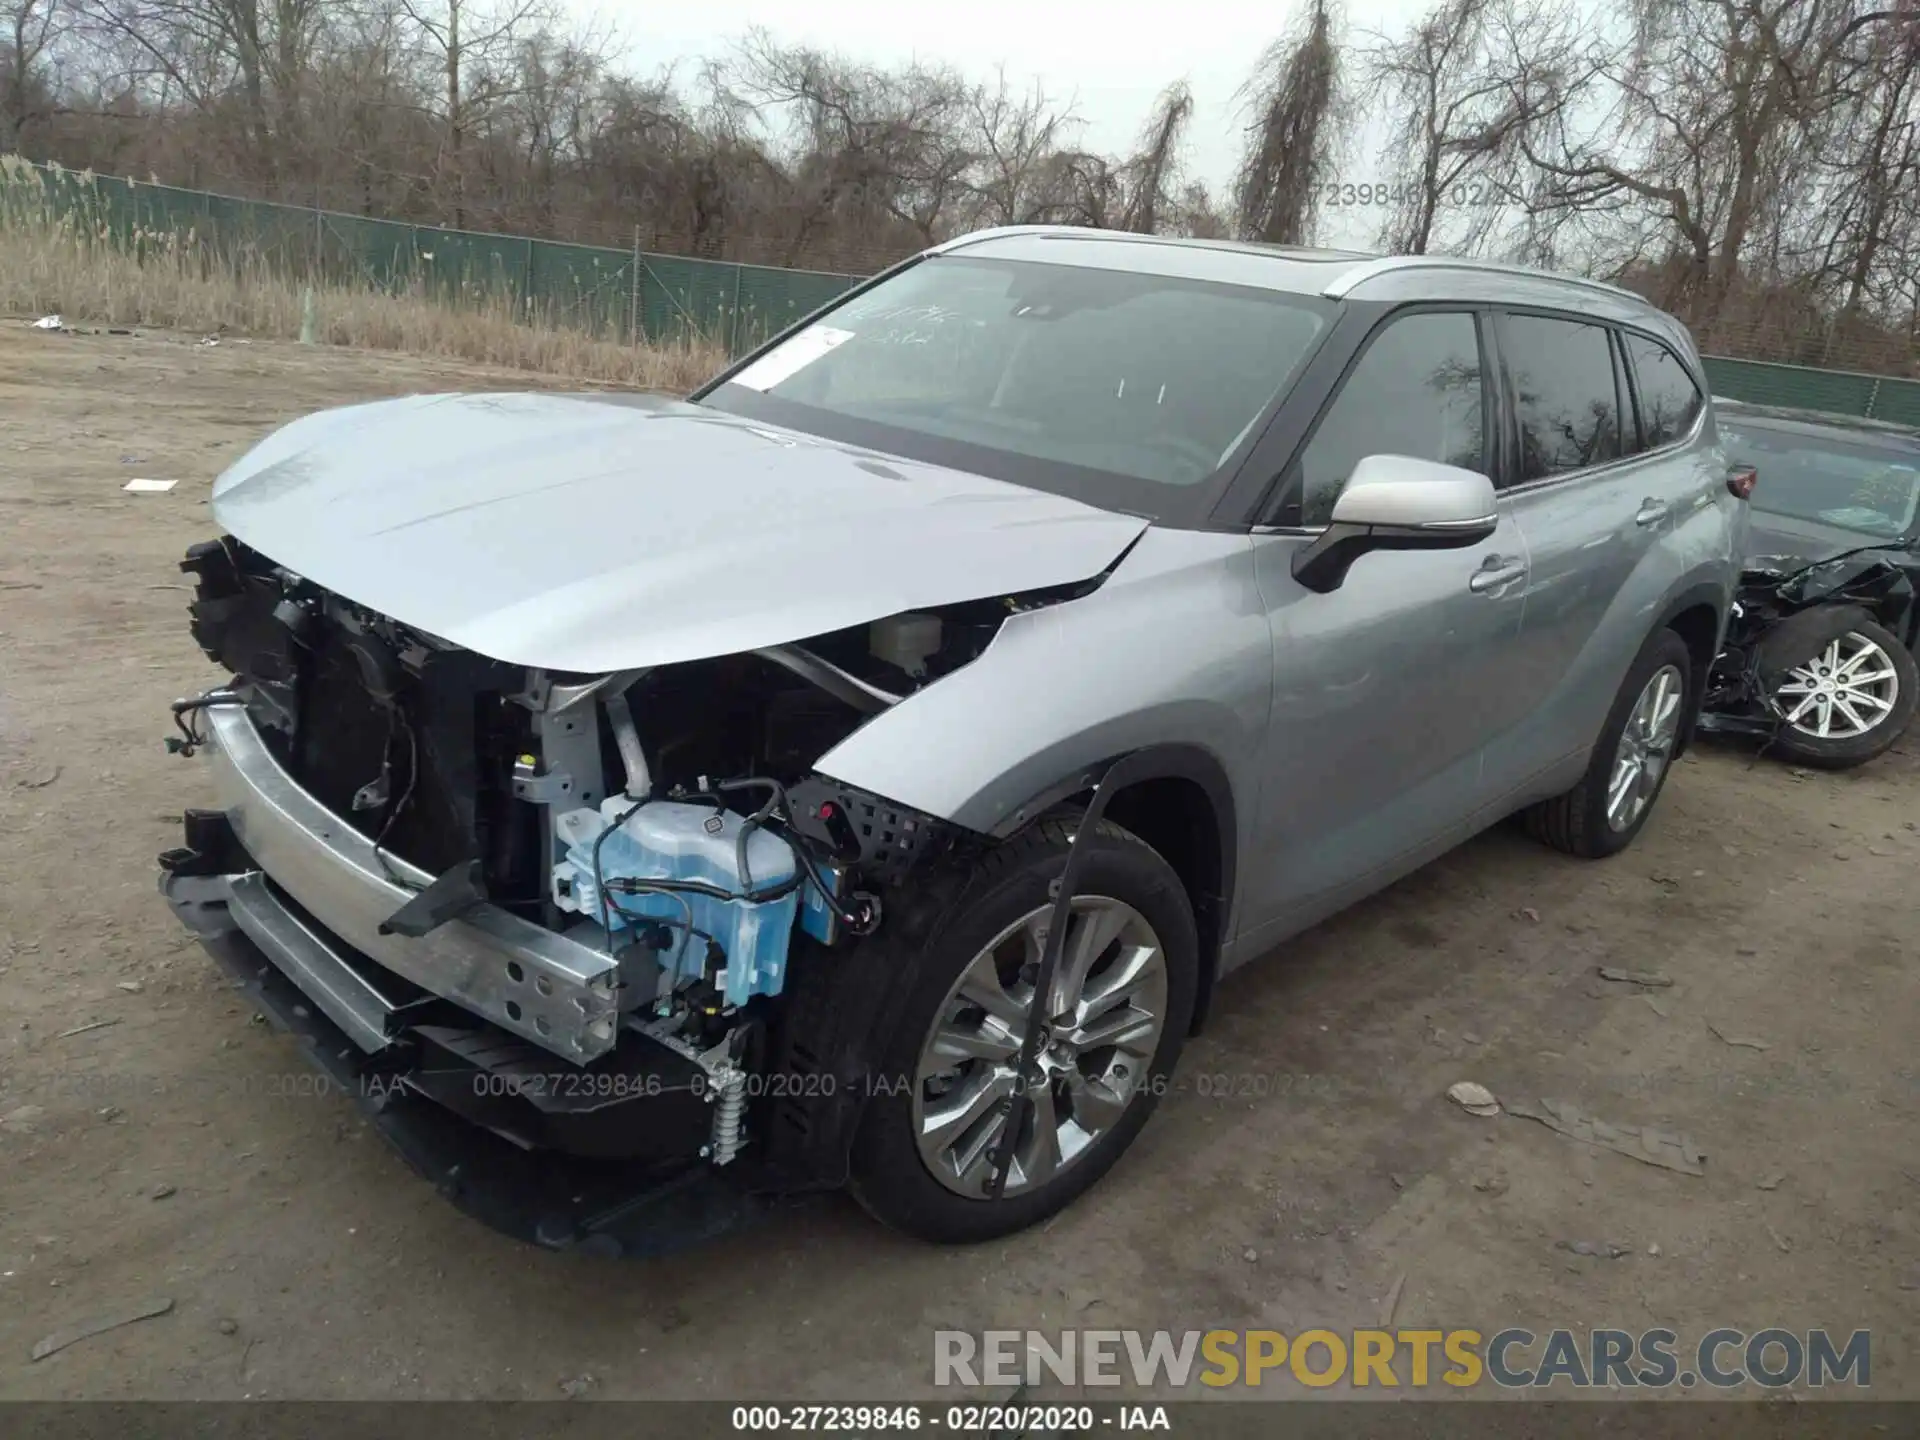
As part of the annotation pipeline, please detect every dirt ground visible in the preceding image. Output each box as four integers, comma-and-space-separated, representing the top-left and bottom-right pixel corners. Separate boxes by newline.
1, 323, 1917, 1403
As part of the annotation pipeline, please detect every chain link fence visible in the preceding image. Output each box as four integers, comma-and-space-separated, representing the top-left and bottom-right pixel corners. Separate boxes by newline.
9, 158, 1920, 424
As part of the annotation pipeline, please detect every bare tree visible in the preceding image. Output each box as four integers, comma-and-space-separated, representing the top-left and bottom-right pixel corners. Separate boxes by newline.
2, 0, 66, 148
1814, 14, 1920, 329
1029, 148, 1118, 228
394, 0, 554, 225
723, 30, 972, 259
1168, 179, 1231, 238
960, 69, 1078, 226
501, 30, 599, 231
1235, 0, 1343, 244
1361, 0, 1543, 254
74, 0, 329, 170
1119, 79, 1190, 233
1508, 0, 1906, 329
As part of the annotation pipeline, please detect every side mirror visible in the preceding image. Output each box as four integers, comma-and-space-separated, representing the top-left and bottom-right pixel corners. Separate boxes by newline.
1290, 454, 1498, 593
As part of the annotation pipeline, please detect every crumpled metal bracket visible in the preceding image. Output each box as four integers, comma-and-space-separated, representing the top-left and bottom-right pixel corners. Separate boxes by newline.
378, 859, 488, 938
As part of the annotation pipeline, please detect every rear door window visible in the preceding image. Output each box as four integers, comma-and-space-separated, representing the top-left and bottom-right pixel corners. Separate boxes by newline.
1623, 333, 1704, 447
1501, 314, 1624, 480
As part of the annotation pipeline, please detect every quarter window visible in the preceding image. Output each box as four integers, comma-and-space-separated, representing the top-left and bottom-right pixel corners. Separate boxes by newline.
1624, 333, 1704, 448
1503, 315, 1623, 480
1289, 311, 1487, 525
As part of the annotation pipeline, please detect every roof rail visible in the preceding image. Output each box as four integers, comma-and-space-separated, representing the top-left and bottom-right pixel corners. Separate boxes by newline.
931, 225, 1057, 254
932, 226, 1376, 264
1321, 254, 1648, 306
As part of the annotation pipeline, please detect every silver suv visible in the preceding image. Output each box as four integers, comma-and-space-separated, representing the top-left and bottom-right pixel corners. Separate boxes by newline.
161, 228, 1746, 1249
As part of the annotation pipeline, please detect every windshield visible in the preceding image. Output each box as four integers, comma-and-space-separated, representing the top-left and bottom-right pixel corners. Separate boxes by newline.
1724, 422, 1920, 540
699, 255, 1331, 522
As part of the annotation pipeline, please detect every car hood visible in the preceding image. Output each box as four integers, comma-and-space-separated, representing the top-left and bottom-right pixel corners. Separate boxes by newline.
1743, 509, 1912, 566
211, 392, 1148, 672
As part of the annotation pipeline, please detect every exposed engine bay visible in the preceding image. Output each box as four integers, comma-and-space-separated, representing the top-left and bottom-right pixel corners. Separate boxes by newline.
157, 533, 1093, 1239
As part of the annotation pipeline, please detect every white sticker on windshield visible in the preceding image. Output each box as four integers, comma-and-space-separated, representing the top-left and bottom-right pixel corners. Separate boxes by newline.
728, 325, 854, 391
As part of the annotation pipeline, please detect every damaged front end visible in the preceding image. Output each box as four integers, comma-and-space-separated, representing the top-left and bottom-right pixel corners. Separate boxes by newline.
1698, 546, 1917, 742
157, 534, 1062, 1250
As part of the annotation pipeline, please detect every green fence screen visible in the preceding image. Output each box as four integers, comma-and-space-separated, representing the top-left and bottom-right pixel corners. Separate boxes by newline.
1702, 355, 1920, 428
10, 160, 1920, 416
8, 160, 864, 354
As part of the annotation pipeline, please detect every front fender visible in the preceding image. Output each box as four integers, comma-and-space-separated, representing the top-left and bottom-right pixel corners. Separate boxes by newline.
812, 528, 1270, 842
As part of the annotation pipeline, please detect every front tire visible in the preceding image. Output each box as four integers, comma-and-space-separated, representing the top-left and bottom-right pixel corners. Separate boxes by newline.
1525, 627, 1693, 859
849, 816, 1197, 1243
1763, 613, 1916, 770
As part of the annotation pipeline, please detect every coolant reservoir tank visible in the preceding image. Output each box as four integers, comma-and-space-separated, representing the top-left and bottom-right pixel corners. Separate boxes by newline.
869, 613, 942, 677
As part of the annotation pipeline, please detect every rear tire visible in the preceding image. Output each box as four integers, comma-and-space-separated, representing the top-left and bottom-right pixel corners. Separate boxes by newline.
848, 816, 1197, 1243
1525, 627, 1693, 859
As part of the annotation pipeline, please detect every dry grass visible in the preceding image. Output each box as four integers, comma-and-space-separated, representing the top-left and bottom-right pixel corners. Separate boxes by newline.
0, 156, 726, 389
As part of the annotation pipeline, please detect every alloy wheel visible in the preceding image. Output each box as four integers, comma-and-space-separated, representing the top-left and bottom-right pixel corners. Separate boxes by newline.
1607, 662, 1685, 832
912, 896, 1167, 1198
1775, 631, 1901, 740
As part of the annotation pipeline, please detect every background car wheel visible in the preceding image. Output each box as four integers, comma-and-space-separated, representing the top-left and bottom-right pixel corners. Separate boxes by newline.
1762, 614, 1916, 770
849, 815, 1197, 1243
1525, 627, 1694, 860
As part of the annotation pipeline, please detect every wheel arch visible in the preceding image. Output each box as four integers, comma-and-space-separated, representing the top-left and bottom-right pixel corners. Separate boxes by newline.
760, 743, 1239, 1193
989, 744, 1237, 1034
1654, 584, 1729, 758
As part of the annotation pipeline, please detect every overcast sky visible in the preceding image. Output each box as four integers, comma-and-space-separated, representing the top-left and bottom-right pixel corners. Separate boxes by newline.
596, 0, 1432, 244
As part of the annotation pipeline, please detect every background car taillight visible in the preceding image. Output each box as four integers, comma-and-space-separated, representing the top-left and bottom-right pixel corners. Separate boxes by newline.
1726, 465, 1758, 499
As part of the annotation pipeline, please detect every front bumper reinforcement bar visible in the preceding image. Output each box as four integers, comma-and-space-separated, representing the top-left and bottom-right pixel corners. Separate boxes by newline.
190, 699, 622, 1061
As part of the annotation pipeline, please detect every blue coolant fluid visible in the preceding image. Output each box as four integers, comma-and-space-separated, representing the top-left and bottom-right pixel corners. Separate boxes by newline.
552, 798, 802, 1006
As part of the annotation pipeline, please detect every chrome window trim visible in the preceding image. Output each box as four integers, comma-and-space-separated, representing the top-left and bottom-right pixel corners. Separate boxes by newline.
1254, 405, 1709, 537
1251, 296, 1711, 533
1499, 375, 1712, 500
